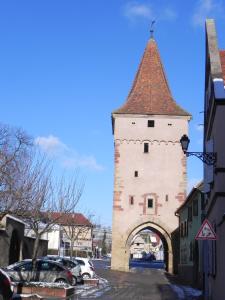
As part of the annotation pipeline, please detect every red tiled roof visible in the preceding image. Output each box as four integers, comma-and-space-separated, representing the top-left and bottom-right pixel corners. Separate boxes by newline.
114, 39, 190, 116
219, 51, 225, 82
48, 212, 92, 226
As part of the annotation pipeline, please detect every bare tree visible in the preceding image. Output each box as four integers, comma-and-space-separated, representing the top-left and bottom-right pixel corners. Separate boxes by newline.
60, 212, 93, 258
101, 230, 107, 256
22, 168, 85, 266
0, 123, 33, 221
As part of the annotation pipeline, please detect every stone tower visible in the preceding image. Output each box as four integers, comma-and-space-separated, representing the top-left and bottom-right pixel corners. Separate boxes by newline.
111, 37, 191, 272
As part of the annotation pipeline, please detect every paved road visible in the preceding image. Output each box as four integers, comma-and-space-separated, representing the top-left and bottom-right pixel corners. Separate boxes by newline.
95, 267, 178, 300
75, 259, 177, 300
74, 260, 202, 299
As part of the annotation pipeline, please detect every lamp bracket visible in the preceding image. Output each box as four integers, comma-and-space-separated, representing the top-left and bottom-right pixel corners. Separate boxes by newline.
185, 152, 216, 165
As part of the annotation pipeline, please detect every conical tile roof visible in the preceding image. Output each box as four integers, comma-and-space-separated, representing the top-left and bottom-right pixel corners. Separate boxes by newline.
114, 38, 190, 116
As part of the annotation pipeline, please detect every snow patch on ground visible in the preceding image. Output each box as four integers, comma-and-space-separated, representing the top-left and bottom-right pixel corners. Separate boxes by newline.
75, 276, 110, 299
171, 285, 185, 299
171, 284, 202, 299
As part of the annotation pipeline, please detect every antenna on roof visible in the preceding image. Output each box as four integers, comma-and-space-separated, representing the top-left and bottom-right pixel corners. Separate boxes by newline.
150, 20, 156, 39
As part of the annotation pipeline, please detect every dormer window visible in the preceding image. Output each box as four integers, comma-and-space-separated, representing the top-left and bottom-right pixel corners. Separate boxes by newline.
148, 120, 155, 127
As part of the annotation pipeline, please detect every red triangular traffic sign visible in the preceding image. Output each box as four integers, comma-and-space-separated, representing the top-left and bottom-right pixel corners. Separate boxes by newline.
195, 219, 217, 240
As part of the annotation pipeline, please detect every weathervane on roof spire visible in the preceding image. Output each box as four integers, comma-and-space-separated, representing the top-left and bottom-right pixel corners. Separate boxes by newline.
150, 20, 156, 39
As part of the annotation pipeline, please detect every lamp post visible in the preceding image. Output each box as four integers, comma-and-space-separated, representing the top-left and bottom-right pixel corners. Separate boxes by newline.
180, 134, 216, 166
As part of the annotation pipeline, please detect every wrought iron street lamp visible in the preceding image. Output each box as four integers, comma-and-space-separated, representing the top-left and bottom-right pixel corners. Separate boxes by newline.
180, 134, 217, 166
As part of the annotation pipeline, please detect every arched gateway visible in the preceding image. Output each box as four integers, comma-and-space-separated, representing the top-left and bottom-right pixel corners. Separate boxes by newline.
111, 36, 191, 272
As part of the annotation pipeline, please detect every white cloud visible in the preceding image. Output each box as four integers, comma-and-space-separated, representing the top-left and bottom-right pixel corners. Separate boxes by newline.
123, 2, 177, 23
35, 135, 104, 172
124, 2, 153, 21
192, 0, 224, 27
62, 156, 104, 171
35, 135, 67, 155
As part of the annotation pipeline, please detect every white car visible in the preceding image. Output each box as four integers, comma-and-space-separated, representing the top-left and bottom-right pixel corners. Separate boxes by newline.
74, 257, 95, 279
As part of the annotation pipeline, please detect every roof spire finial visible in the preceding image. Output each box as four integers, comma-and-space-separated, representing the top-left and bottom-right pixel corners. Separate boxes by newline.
150, 20, 156, 39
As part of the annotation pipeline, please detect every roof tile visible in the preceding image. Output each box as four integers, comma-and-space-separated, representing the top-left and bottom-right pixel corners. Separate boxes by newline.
48, 212, 92, 226
114, 39, 190, 116
219, 50, 225, 82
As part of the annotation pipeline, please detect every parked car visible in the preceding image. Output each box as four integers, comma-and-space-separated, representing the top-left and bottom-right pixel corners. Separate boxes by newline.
3, 259, 73, 285
74, 257, 95, 279
41, 256, 82, 285
0, 269, 13, 300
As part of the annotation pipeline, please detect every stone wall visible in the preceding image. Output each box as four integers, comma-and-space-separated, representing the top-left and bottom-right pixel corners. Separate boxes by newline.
0, 216, 48, 267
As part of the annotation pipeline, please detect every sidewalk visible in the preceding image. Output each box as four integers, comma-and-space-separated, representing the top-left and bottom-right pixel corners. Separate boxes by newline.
165, 273, 203, 300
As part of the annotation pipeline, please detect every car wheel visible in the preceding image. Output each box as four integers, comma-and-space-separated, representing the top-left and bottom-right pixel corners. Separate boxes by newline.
82, 273, 91, 279
55, 278, 67, 284
72, 276, 77, 286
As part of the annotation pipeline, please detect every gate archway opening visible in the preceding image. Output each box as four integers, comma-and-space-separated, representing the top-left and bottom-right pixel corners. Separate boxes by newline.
125, 222, 172, 272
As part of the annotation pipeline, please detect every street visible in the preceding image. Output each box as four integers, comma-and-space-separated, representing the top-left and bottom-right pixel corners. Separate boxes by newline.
74, 259, 202, 300
95, 266, 177, 300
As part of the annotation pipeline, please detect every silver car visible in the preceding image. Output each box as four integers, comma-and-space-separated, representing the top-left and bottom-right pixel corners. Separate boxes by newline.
3, 259, 73, 285
42, 256, 82, 285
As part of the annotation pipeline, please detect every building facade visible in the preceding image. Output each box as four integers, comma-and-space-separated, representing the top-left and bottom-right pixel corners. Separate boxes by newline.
46, 213, 93, 257
203, 20, 225, 300
176, 182, 204, 288
111, 36, 191, 272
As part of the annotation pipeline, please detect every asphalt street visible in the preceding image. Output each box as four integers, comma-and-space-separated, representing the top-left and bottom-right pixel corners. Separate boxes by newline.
95, 267, 178, 300
74, 260, 202, 300
75, 259, 178, 300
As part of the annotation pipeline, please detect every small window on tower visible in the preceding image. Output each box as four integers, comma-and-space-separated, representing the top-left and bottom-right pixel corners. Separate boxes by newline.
147, 198, 153, 208
148, 120, 155, 127
134, 171, 138, 177
130, 196, 134, 205
144, 143, 149, 153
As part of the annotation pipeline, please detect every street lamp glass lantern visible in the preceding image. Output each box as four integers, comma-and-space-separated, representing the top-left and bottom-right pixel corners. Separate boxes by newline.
180, 134, 190, 153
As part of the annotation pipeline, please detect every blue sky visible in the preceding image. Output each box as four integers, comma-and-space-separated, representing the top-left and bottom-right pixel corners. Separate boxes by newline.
1, 0, 225, 226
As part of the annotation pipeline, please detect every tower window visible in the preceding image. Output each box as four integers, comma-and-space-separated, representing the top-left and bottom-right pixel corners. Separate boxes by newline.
148, 120, 155, 127
134, 171, 138, 177
144, 143, 149, 153
147, 198, 153, 208
130, 196, 134, 205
